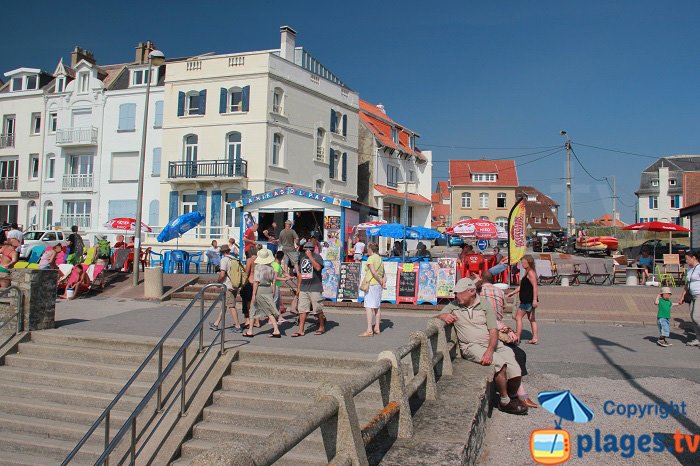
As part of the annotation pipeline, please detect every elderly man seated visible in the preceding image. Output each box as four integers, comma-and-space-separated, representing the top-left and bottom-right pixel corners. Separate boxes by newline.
434, 277, 528, 415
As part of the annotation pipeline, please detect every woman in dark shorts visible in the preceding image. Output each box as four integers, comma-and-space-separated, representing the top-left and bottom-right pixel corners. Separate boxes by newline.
507, 254, 539, 344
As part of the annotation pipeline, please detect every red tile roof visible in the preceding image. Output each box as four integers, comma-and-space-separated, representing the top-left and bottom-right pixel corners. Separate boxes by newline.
374, 184, 431, 205
516, 186, 558, 206
431, 203, 451, 227
431, 192, 441, 203
592, 213, 627, 227
360, 100, 425, 162
449, 160, 519, 187
437, 181, 450, 200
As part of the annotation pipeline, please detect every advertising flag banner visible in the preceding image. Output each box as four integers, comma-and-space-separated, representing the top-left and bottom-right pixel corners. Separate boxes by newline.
508, 197, 527, 265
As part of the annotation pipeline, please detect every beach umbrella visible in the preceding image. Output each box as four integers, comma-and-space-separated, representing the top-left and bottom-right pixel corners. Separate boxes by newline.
157, 211, 205, 243
622, 221, 691, 256
105, 217, 152, 233
446, 219, 500, 239
353, 220, 387, 231
410, 225, 443, 240
538, 390, 594, 428
366, 223, 421, 239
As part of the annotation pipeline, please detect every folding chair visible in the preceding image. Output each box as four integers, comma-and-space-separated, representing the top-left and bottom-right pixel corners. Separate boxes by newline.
535, 259, 558, 284
576, 262, 591, 283
612, 256, 629, 285
27, 246, 46, 264
586, 261, 611, 285
556, 262, 580, 285
656, 265, 675, 287
663, 254, 684, 284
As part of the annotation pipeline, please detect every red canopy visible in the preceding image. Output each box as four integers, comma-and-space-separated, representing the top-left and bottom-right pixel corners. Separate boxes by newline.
622, 221, 690, 233
446, 219, 499, 239
104, 217, 153, 233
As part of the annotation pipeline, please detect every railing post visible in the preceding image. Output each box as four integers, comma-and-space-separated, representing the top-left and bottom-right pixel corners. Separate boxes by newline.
411, 331, 438, 401
15, 288, 22, 334
315, 383, 369, 466
219, 291, 226, 355
198, 296, 204, 353
377, 349, 413, 438
429, 319, 453, 376
180, 346, 187, 416
104, 410, 110, 466
130, 418, 136, 465
157, 345, 163, 412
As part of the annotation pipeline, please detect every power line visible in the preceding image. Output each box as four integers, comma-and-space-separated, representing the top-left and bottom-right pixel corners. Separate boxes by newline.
420, 143, 562, 151
570, 146, 607, 182
574, 142, 658, 159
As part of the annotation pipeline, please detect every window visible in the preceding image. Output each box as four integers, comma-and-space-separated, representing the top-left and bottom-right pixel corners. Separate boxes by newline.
187, 92, 200, 115
179, 90, 207, 116
316, 179, 325, 193
63, 200, 91, 218
130, 68, 151, 86
479, 216, 489, 221
228, 87, 243, 112
534, 217, 541, 224
672, 217, 682, 225
26, 75, 38, 90
46, 154, 55, 180
383, 202, 402, 223
460, 216, 472, 221
497, 192, 507, 209
0, 159, 18, 190
49, 112, 57, 133
0, 202, 18, 224
272, 88, 284, 114
118, 103, 137, 131
227, 132, 242, 161
671, 195, 681, 209
11, 77, 23, 92
638, 217, 646, 223
78, 72, 90, 93
152, 147, 161, 176
330, 109, 346, 136
55, 77, 65, 93
479, 192, 489, 208
153, 101, 163, 128
316, 128, 326, 161
67, 155, 93, 176
651, 180, 659, 187
461, 192, 471, 208
387, 165, 400, 188
472, 173, 497, 182
495, 216, 508, 228
409, 134, 416, 150
182, 193, 198, 214
649, 217, 657, 222
391, 127, 398, 144
547, 218, 554, 224
649, 196, 658, 209
29, 155, 39, 180
184, 135, 198, 176
31, 113, 41, 135
225, 192, 242, 228
669, 179, 677, 186
107, 200, 137, 220
4, 116, 15, 137
272, 133, 283, 166
408, 170, 415, 182
44, 201, 53, 229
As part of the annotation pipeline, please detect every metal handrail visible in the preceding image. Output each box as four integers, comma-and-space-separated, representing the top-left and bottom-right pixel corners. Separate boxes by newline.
0, 286, 23, 348
62, 283, 227, 466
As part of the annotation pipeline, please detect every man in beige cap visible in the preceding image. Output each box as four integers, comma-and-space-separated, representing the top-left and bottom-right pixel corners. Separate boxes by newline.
434, 277, 527, 415
278, 219, 299, 275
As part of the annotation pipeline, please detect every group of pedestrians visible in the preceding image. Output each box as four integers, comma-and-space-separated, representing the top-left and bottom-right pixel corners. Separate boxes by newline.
656, 249, 700, 348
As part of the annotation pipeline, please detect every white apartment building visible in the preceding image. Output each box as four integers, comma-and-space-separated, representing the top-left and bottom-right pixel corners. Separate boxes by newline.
41, 44, 164, 240
635, 155, 700, 227
159, 26, 359, 245
357, 100, 432, 228
0, 68, 55, 227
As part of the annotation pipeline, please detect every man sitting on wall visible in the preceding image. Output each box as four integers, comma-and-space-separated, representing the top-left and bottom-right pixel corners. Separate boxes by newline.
433, 277, 528, 415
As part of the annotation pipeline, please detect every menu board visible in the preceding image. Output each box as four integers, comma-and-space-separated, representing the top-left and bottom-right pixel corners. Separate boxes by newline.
437, 258, 458, 299
337, 262, 361, 301
397, 262, 418, 304
417, 261, 438, 305
381, 262, 398, 304
322, 260, 340, 301
324, 216, 341, 230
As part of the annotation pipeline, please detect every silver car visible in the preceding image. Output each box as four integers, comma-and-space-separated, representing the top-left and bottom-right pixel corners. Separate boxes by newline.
20, 230, 67, 259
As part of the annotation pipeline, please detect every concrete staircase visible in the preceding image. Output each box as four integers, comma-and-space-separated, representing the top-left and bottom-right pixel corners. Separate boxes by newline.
171, 276, 298, 307
172, 349, 384, 466
0, 331, 178, 466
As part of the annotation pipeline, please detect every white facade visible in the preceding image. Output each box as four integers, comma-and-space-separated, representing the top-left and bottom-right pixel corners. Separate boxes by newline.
0, 68, 51, 228
158, 27, 359, 247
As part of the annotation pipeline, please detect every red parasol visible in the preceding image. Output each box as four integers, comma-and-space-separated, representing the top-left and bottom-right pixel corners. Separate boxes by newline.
623, 221, 691, 256
446, 219, 500, 239
353, 220, 387, 231
105, 217, 153, 233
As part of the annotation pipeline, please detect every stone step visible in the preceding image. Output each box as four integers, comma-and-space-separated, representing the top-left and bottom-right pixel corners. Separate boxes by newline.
201, 404, 299, 429
0, 431, 102, 464
0, 395, 133, 426
3, 353, 159, 381
0, 366, 152, 396
0, 449, 93, 466
222, 374, 382, 402
29, 331, 179, 354
16, 341, 152, 365
235, 350, 375, 370
191, 421, 326, 453
177, 438, 327, 465
212, 390, 312, 416
0, 379, 144, 411
229, 361, 367, 384
0, 412, 107, 446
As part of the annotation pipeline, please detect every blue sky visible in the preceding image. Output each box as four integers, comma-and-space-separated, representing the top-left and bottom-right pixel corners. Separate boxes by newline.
4, 0, 700, 223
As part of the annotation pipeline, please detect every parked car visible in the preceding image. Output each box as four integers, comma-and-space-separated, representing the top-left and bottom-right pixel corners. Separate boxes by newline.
448, 235, 465, 247
624, 239, 688, 263
20, 230, 66, 259
531, 231, 560, 252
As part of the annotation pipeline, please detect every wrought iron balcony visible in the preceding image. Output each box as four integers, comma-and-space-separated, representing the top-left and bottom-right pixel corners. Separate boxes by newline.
168, 159, 248, 180
62, 173, 94, 191
56, 127, 98, 146
0, 133, 14, 148
0, 177, 17, 191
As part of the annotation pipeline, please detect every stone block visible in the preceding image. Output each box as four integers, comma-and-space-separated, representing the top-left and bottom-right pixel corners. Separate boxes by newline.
10, 269, 58, 331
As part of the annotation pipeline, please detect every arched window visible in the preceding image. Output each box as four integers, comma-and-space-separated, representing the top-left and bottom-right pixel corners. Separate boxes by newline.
461, 192, 471, 208
459, 216, 472, 221
316, 128, 325, 161
27, 201, 37, 228
495, 216, 508, 229
479, 193, 489, 209
44, 201, 53, 229
184, 135, 198, 162
228, 87, 243, 112
227, 132, 242, 161
497, 192, 507, 209
316, 179, 325, 193
273, 87, 284, 114
479, 216, 489, 221
272, 133, 283, 166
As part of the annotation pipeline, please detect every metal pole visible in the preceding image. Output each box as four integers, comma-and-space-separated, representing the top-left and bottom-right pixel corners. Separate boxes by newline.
565, 138, 573, 237
403, 181, 408, 263
132, 58, 153, 287
156, 345, 163, 412
198, 297, 204, 353
180, 346, 187, 416
612, 175, 617, 239
104, 411, 110, 466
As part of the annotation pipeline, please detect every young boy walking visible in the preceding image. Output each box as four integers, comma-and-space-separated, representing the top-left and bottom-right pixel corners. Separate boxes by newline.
656, 287, 677, 347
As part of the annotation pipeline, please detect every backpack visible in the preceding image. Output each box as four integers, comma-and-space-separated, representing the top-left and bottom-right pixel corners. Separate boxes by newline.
97, 239, 111, 259
225, 257, 247, 289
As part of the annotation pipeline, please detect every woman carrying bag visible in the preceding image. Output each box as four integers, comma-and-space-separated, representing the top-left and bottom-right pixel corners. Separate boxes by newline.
359, 243, 385, 337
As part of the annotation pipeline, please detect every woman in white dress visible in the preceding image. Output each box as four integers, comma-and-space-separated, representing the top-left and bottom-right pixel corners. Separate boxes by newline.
360, 243, 385, 337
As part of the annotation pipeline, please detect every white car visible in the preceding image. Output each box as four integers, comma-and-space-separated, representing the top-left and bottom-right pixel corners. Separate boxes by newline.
20, 230, 67, 259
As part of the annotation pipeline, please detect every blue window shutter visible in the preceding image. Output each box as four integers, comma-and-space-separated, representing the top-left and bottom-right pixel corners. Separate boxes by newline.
168, 191, 179, 221
118, 103, 136, 131
342, 152, 347, 181
648, 197, 653, 209
342, 114, 347, 136
148, 200, 159, 226
219, 88, 227, 114
152, 148, 161, 176
198, 89, 207, 115
330, 110, 336, 133
177, 92, 185, 117
197, 190, 207, 215
211, 191, 221, 227
242, 85, 250, 112
154, 101, 164, 128
329, 148, 335, 179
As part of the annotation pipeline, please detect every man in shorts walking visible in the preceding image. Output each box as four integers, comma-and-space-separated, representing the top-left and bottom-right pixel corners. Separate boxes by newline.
278, 219, 299, 274
209, 245, 242, 332
292, 241, 326, 336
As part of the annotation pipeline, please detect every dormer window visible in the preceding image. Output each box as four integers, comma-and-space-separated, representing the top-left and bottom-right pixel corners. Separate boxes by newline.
669, 179, 677, 186
10, 75, 38, 92
651, 180, 659, 187
26, 75, 38, 90
409, 134, 416, 150
131, 68, 152, 86
527, 195, 537, 202
471, 173, 497, 182
11, 77, 22, 92
78, 72, 90, 93
391, 127, 398, 144
55, 77, 65, 93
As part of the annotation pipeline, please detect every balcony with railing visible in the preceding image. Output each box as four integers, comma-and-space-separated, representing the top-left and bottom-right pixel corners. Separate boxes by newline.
0, 177, 17, 191
62, 173, 94, 191
0, 133, 15, 149
56, 127, 99, 146
168, 159, 248, 181
60, 214, 91, 229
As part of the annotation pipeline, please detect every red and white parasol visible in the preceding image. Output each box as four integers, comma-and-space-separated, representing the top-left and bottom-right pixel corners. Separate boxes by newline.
446, 219, 500, 239
104, 217, 153, 233
353, 220, 387, 231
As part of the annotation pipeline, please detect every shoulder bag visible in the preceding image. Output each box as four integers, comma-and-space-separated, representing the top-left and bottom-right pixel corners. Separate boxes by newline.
684, 265, 697, 304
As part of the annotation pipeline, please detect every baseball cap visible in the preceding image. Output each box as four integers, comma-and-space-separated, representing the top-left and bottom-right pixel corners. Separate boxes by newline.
453, 278, 477, 293
303, 241, 315, 250
660, 287, 672, 295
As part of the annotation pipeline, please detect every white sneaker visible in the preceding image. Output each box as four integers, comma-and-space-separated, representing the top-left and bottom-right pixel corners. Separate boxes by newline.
278, 317, 288, 323
686, 339, 700, 347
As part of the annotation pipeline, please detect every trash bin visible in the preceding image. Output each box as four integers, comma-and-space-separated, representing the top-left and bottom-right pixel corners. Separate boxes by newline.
144, 266, 164, 299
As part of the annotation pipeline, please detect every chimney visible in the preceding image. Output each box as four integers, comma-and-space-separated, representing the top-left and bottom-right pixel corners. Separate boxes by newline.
71, 46, 96, 67
279, 25, 297, 62
376, 104, 386, 114
135, 41, 155, 64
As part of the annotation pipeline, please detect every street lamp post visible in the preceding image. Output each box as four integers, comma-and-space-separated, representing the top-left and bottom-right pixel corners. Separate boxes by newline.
133, 49, 165, 287
560, 130, 573, 237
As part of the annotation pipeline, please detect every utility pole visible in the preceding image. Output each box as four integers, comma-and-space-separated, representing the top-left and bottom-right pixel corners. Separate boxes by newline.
612, 175, 616, 228
560, 131, 573, 236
